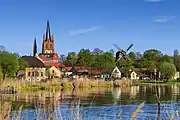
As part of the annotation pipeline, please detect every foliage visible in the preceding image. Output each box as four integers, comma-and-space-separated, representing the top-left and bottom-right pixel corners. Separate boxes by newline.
77, 49, 92, 67
159, 55, 173, 64
173, 49, 180, 71
159, 62, 176, 81
0, 66, 2, 82
0, 51, 19, 80
64, 52, 78, 66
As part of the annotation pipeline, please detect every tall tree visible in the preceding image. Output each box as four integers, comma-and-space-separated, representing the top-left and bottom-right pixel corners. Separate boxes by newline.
33, 38, 37, 56
64, 52, 78, 66
173, 49, 180, 71
0, 51, 19, 80
77, 49, 93, 67
159, 55, 173, 64
101, 52, 115, 73
160, 62, 176, 81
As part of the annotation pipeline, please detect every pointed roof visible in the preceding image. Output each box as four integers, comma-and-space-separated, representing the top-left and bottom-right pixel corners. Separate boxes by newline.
45, 20, 51, 41
33, 37, 37, 56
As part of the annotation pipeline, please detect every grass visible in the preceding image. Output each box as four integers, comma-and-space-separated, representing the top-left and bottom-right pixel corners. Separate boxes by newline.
133, 79, 180, 86
0, 78, 133, 92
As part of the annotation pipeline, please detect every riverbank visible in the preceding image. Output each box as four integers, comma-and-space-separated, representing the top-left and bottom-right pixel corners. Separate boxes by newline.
0, 78, 132, 92
133, 79, 180, 85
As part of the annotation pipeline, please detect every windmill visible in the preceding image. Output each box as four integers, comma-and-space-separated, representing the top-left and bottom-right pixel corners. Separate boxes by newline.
113, 44, 133, 63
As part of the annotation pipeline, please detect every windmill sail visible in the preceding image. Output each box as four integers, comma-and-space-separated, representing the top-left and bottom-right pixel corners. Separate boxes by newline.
126, 44, 133, 52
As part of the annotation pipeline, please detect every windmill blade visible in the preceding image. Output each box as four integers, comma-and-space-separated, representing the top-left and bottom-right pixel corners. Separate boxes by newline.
123, 55, 132, 62
113, 44, 122, 51
126, 44, 133, 52
115, 55, 122, 63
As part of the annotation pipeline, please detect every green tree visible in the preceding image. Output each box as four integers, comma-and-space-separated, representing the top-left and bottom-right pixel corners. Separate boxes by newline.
0, 51, 19, 80
141, 49, 162, 77
101, 52, 115, 73
64, 52, 78, 66
77, 49, 93, 67
173, 49, 180, 71
12, 53, 28, 71
159, 55, 173, 64
159, 62, 176, 81
0, 66, 2, 83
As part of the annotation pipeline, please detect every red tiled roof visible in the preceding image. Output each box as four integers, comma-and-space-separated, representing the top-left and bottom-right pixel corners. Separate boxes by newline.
38, 53, 65, 68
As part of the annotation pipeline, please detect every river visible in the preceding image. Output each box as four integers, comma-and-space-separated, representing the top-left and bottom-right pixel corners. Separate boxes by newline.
1, 85, 180, 120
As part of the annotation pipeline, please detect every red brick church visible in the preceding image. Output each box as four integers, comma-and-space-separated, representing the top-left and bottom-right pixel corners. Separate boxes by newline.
33, 20, 64, 68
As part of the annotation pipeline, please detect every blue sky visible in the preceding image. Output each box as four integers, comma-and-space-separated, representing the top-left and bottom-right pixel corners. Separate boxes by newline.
0, 0, 180, 56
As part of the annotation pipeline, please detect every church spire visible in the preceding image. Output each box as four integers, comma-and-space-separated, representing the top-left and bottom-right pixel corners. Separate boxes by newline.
33, 37, 37, 56
45, 20, 51, 41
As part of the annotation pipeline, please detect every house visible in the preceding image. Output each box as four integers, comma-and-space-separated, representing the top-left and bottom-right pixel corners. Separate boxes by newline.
130, 71, 139, 80
69, 67, 89, 79
65, 67, 73, 76
111, 67, 121, 79
47, 66, 62, 78
64, 66, 102, 79
22, 56, 46, 81
174, 72, 180, 80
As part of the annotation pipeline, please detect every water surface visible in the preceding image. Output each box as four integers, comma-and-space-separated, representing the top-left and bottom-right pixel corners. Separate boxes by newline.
1, 85, 180, 120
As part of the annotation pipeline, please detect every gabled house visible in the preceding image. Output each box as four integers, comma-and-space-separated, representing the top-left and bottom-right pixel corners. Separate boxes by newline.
47, 66, 62, 78
174, 72, 180, 80
111, 67, 121, 79
22, 56, 46, 81
130, 71, 139, 80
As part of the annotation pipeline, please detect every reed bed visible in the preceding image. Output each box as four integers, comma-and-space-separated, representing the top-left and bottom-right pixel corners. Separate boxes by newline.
0, 78, 132, 92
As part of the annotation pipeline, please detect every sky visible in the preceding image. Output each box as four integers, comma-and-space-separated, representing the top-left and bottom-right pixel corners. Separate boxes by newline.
0, 0, 180, 56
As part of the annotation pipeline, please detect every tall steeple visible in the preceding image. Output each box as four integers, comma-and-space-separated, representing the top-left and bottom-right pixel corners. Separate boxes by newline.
42, 20, 55, 54
33, 37, 37, 56
45, 20, 51, 41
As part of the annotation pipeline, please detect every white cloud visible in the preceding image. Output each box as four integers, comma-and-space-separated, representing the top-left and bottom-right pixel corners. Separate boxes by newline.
153, 16, 176, 23
145, 0, 164, 2
69, 26, 101, 36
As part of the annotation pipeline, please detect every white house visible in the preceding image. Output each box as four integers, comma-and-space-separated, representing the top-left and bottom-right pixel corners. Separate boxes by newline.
130, 71, 139, 80
174, 72, 180, 80
111, 67, 121, 78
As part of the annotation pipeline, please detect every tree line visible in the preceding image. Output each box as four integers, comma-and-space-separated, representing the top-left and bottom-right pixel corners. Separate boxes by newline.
61, 48, 179, 80
0, 45, 179, 81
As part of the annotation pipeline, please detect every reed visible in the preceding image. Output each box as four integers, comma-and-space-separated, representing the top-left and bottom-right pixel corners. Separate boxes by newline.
130, 101, 145, 120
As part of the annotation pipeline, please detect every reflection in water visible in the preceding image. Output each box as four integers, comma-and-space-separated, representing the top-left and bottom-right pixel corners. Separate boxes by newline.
0, 85, 180, 119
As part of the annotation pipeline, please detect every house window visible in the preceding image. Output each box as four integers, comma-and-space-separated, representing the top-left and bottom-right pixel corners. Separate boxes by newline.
32, 72, 35, 77
41, 72, 43, 77
28, 72, 31, 77
52, 70, 55, 75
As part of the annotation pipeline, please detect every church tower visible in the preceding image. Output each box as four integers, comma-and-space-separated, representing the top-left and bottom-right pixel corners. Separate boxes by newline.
42, 20, 55, 54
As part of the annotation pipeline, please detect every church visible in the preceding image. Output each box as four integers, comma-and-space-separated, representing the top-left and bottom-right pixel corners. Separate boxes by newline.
21, 20, 64, 81
34, 20, 64, 68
